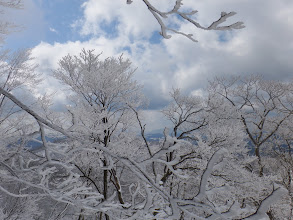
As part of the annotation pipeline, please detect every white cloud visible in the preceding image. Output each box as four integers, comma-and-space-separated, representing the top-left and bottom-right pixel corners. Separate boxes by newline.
79, 0, 159, 39
28, 0, 293, 130
141, 110, 172, 133
49, 27, 58, 33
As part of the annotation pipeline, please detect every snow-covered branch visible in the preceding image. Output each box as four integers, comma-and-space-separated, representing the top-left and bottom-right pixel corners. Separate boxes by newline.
127, 0, 244, 42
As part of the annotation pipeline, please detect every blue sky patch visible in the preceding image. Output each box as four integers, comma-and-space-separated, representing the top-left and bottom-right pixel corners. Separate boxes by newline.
3, 0, 84, 50
99, 18, 120, 39
149, 31, 162, 44
33, 0, 84, 43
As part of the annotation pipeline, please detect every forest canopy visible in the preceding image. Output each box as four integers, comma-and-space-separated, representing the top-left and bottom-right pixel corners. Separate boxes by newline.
0, 0, 293, 219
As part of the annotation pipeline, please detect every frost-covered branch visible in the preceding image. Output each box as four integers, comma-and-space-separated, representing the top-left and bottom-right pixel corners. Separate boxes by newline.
244, 187, 287, 220
195, 149, 227, 201
0, 0, 22, 8
127, 0, 244, 42
0, 87, 71, 137
1, 56, 290, 219
0, 0, 23, 43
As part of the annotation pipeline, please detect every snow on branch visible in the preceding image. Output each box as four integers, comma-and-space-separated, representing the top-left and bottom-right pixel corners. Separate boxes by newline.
0, 0, 23, 43
195, 148, 227, 201
244, 186, 287, 220
0, 87, 71, 137
127, 0, 245, 42
0, 84, 289, 218
0, 0, 23, 8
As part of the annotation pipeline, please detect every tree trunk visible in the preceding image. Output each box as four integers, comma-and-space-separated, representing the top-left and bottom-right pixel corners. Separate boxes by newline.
255, 145, 263, 177
103, 160, 110, 220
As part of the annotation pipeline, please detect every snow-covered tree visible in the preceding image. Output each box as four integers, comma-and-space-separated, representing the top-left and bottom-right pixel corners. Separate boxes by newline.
0, 0, 23, 43
208, 75, 293, 177
53, 49, 146, 219
0, 16, 43, 215
153, 88, 286, 219
264, 116, 293, 218
0, 47, 290, 220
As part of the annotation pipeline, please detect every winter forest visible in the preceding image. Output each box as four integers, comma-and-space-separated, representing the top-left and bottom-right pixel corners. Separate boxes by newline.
0, 0, 293, 219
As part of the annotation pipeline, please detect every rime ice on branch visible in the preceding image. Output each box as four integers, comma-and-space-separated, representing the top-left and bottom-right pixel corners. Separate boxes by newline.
0, 0, 23, 43
127, 0, 245, 42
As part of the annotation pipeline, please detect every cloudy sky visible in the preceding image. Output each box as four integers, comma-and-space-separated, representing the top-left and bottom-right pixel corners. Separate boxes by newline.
3, 0, 293, 132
